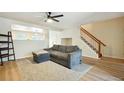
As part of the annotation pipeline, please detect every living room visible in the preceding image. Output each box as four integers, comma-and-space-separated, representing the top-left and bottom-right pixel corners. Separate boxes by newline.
0, 12, 124, 81
1, 0, 124, 93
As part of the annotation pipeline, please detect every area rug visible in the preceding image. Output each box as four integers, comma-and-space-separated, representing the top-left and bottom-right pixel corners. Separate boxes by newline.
71, 63, 92, 73
16, 59, 92, 81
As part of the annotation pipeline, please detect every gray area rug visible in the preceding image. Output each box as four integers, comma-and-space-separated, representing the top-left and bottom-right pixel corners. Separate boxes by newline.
17, 59, 92, 81
71, 63, 92, 73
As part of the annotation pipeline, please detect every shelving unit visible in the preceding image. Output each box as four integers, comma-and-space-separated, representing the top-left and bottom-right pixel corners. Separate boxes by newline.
0, 32, 16, 66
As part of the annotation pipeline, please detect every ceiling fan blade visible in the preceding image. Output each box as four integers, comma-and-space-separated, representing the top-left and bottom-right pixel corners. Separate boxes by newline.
51, 14, 64, 18
48, 12, 51, 15
52, 18, 59, 22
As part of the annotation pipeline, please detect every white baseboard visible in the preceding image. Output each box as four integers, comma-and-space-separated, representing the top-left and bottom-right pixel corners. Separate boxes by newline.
103, 55, 124, 60
16, 55, 32, 60
82, 55, 99, 59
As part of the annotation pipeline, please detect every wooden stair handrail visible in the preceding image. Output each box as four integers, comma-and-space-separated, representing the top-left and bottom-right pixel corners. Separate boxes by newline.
80, 27, 106, 46
80, 26, 106, 58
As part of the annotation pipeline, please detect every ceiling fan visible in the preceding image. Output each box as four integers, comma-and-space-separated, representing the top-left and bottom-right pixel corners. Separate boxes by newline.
45, 12, 64, 22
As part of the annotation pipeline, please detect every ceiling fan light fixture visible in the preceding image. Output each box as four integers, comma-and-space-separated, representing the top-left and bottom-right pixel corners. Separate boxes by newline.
46, 18, 53, 23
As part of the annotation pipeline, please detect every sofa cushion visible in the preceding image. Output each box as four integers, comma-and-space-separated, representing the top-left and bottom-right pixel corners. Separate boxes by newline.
65, 46, 79, 53
58, 45, 66, 52
50, 50, 68, 61
32, 50, 48, 56
52, 45, 59, 50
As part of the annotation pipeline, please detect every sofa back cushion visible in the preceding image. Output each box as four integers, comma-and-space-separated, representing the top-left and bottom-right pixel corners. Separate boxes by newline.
52, 45, 59, 50
65, 45, 79, 53
58, 45, 66, 52
52, 45, 79, 53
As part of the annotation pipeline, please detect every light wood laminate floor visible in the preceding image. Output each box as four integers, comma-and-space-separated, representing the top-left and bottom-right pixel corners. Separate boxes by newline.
0, 57, 124, 81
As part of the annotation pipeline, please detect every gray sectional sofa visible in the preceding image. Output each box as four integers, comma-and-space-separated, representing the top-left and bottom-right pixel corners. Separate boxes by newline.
45, 45, 82, 69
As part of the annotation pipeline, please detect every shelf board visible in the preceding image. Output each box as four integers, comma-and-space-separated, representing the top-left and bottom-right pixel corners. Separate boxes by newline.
8, 59, 16, 61
0, 41, 12, 43
0, 47, 14, 51
0, 54, 15, 58
0, 34, 11, 37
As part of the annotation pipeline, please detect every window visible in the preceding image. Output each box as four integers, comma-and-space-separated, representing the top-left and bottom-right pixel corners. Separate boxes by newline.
11, 24, 45, 40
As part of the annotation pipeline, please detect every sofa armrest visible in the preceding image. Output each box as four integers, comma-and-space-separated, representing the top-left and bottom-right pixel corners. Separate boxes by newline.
67, 49, 82, 68
69, 49, 82, 55
68, 50, 82, 58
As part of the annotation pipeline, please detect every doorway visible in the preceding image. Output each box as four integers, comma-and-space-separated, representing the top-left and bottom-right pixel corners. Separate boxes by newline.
61, 38, 72, 45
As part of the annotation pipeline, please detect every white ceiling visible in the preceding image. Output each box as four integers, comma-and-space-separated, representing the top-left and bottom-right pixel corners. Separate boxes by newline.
0, 12, 124, 30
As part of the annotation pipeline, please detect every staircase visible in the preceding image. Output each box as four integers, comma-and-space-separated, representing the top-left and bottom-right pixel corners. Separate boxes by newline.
80, 26, 106, 58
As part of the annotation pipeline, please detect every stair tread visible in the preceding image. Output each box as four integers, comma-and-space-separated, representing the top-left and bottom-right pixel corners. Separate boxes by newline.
80, 31, 104, 58
81, 36, 99, 53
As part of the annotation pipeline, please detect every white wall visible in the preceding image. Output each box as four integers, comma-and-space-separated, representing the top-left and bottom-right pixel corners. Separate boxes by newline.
49, 29, 98, 58
0, 17, 49, 60
50, 17, 124, 59
61, 38, 72, 45
83, 17, 124, 59
49, 30, 61, 47
60, 29, 98, 58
